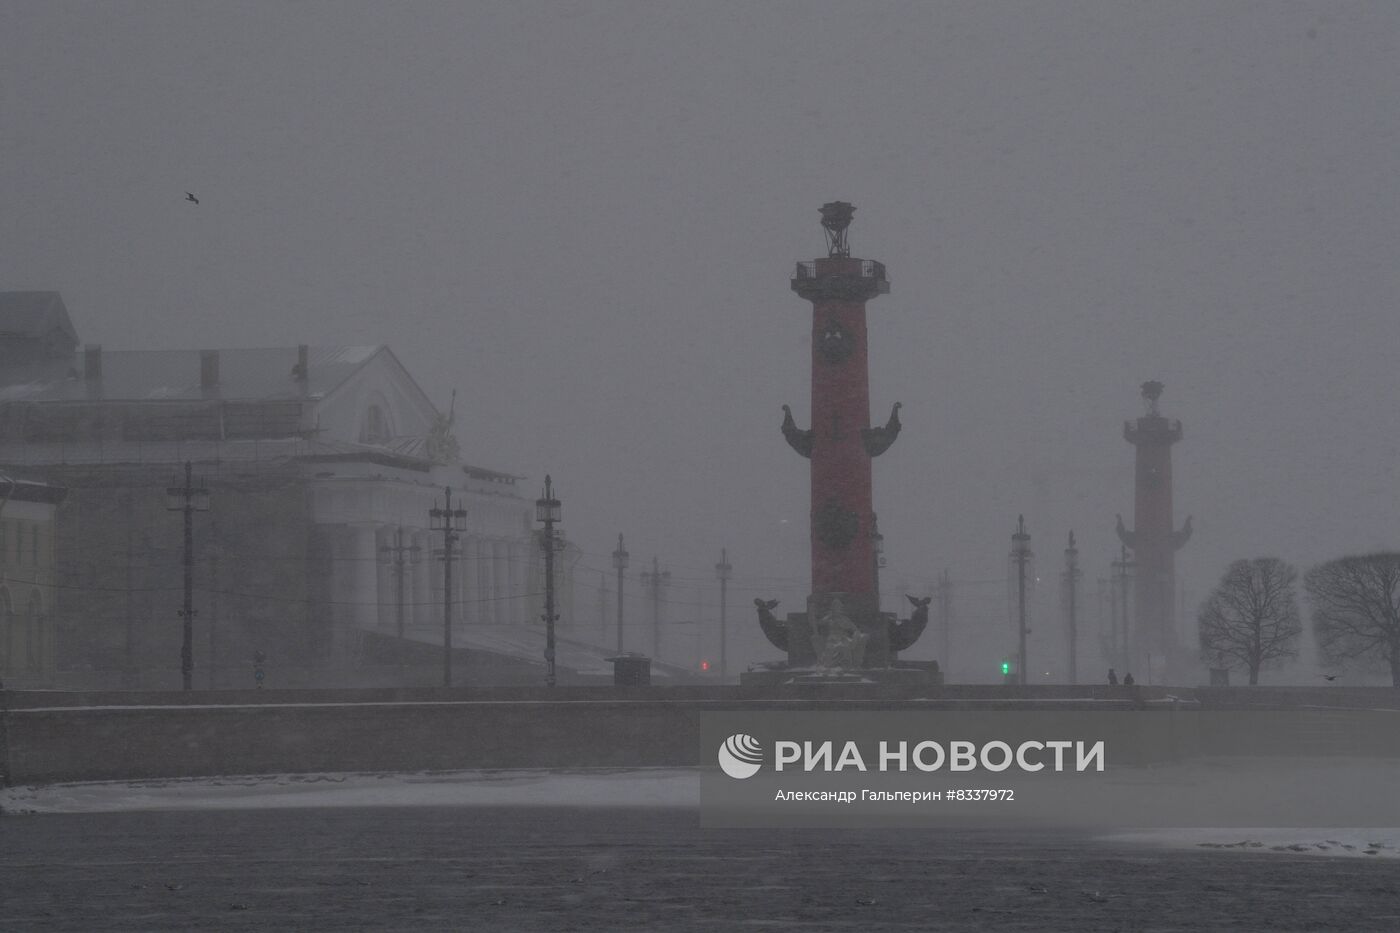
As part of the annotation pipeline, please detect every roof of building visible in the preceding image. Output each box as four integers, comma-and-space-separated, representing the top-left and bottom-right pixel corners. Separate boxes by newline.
0, 437, 521, 491
0, 470, 66, 505
0, 291, 78, 344
0, 345, 381, 403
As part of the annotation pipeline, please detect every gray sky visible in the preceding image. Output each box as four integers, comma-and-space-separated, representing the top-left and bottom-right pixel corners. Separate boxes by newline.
3, 2, 1398, 669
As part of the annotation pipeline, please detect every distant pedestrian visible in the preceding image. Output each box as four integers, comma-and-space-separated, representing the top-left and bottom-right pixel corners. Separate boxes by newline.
1123, 672, 1136, 686
1107, 668, 1118, 685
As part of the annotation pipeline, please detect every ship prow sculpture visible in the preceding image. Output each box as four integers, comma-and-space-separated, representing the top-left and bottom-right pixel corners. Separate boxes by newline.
743, 203, 941, 686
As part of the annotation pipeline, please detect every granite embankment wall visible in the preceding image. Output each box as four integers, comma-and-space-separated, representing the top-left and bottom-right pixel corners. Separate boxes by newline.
1, 685, 1395, 785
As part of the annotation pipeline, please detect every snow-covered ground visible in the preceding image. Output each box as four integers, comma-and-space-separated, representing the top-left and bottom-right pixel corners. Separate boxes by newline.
0, 768, 699, 814
1102, 828, 1400, 858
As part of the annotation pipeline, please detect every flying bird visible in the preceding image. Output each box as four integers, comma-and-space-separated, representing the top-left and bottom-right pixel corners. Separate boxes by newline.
1320, 674, 1339, 682
185, 192, 199, 205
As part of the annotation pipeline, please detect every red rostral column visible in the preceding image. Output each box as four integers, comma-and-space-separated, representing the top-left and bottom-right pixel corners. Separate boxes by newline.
1116, 381, 1191, 672
780, 202, 901, 660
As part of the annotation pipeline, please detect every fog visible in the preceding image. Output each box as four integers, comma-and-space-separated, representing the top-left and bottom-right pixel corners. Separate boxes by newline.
3, 2, 1397, 677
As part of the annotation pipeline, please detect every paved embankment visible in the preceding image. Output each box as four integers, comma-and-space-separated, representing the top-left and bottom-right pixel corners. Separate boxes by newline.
2, 685, 1394, 785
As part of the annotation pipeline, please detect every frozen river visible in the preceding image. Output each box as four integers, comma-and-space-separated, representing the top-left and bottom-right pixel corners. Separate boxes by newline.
2, 771, 1399, 931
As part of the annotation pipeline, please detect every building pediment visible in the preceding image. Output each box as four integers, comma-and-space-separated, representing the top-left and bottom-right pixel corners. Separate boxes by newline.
311, 347, 442, 452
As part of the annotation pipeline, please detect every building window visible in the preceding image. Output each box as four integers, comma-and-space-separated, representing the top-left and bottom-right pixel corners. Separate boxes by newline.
360, 404, 393, 445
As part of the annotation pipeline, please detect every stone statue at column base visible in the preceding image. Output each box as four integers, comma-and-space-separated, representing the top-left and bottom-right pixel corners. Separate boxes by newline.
742, 591, 941, 686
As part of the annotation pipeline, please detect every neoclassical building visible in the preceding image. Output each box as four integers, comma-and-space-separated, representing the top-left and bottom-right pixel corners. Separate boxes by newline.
0, 291, 580, 688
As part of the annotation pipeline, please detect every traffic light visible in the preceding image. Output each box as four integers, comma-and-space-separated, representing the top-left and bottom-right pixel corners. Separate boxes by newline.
700, 659, 711, 672
1000, 661, 1011, 676
1001, 659, 1016, 684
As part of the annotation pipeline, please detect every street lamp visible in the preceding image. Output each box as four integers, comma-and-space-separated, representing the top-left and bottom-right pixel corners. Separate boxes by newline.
612, 533, 629, 655
1062, 530, 1081, 685
641, 559, 670, 660
535, 475, 562, 687
1009, 515, 1033, 687
715, 548, 732, 679
429, 488, 467, 687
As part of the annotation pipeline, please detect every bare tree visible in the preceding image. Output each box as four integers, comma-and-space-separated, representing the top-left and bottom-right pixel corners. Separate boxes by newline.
1197, 558, 1302, 685
1304, 553, 1400, 687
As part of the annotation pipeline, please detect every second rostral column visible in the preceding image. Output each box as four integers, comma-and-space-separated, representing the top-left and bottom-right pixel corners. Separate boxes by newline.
771, 201, 907, 668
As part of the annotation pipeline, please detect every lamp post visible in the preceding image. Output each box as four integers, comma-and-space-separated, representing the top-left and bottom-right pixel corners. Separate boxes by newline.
1010, 515, 1032, 687
535, 475, 562, 687
1063, 531, 1081, 685
1111, 545, 1136, 675
715, 548, 732, 679
641, 558, 670, 660
429, 488, 467, 687
165, 461, 209, 691
612, 533, 629, 654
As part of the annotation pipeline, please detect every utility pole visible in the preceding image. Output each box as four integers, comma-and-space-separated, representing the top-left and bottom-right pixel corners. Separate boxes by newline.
1107, 570, 1119, 672
1096, 576, 1110, 678
612, 534, 629, 654
535, 476, 562, 687
1112, 544, 1136, 674
715, 548, 732, 679
1010, 515, 1032, 687
642, 557, 670, 660
380, 527, 421, 640
1063, 531, 1081, 684
937, 569, 952, 678
429, 488, 467, 687
165, 461, 208, 691
598, 571, 608, 639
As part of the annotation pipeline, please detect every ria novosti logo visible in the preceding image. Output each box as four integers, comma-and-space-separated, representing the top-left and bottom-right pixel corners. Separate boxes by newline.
716, 735, 1106, 779
717, 733, 764, 779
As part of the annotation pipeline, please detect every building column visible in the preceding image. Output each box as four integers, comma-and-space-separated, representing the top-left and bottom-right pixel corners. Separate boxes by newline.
453, 542, 467, 630
493, 542, 509, 625
331, 525, 363, 671
408, 526, 422, 627
375, 527, 392, 630
351, 524, 378, 632
462, 536, 478, 627
509, 540, 526, 626
478, 538, 494, 625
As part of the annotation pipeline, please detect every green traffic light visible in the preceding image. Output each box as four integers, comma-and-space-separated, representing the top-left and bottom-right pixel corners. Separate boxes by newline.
1000, 662, 1010, 675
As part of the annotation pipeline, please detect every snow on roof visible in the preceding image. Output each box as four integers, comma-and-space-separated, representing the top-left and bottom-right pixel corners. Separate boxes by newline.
0, 346, 381, 403
397, 624, 688, 680
0, 470, 66, 503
